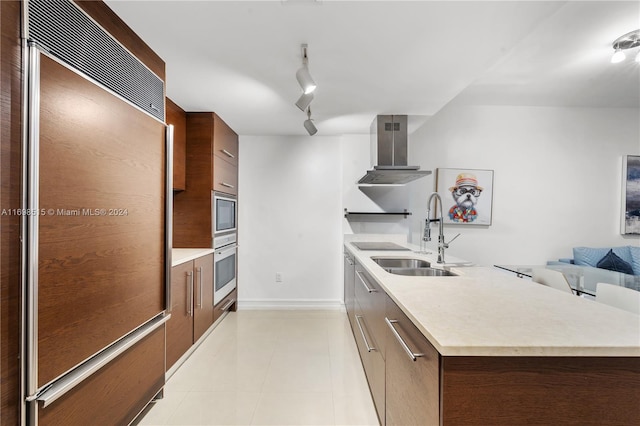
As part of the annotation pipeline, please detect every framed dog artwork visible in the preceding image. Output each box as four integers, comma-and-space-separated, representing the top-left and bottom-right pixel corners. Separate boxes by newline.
435, 168, 494, 226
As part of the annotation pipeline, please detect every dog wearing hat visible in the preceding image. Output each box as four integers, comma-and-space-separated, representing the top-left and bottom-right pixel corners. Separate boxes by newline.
448, 173, 483, 223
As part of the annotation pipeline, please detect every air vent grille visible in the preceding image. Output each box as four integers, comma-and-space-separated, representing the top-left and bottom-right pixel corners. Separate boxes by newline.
27, 0, 165, 121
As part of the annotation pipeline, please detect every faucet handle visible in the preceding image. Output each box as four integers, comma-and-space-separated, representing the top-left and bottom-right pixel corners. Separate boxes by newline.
446, 233, 461, 245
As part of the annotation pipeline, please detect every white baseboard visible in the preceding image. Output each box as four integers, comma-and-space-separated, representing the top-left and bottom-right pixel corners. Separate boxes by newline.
238, 299, 345, 311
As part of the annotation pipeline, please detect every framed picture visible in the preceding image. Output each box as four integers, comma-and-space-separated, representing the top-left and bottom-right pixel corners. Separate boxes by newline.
435, 168, 494, 226
622, 155, 640, 235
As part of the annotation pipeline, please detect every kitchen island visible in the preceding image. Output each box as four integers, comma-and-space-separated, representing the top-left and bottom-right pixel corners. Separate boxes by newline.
344, 235, 640, 425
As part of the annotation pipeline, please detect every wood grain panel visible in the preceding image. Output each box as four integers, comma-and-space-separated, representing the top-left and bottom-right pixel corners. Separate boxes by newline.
213, 155, 238, 196
0, 2, 23, 424
193, 253, 214, 341
441, 356, 640, 425
74, 0, 165, 80
166, 98, 187, 191
172, 113, 214, 248
38, 325, 165, 425
385, 297, 439, 426
354, 266, 386, 358
213, 288, 237, 322
213, 114, 239, 166
166, 261, 194, 371
37, 55, 166, 387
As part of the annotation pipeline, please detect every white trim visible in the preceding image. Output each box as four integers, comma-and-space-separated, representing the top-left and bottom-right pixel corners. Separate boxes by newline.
238, 299, 345, 311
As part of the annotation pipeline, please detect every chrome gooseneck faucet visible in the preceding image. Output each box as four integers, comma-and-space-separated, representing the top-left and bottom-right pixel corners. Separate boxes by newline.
424, 192, 460, 264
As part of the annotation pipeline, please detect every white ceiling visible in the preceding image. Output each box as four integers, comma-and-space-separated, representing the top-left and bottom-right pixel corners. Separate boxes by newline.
105, 1, 640, 136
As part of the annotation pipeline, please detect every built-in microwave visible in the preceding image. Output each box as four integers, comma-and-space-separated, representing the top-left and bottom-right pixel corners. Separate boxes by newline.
212, 192, 237, 236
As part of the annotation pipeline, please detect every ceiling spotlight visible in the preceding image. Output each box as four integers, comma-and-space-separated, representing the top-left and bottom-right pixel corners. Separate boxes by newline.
611, 29, 640, 63
303, 107, 317, 136
295, 92, 314, 111
296, 44, 316, 94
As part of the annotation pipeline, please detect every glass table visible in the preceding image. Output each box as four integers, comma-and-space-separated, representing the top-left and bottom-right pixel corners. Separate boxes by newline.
494, 264, 640, 297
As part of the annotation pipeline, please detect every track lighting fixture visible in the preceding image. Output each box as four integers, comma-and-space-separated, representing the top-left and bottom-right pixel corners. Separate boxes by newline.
303, 107, 317, 136
295, 92, 314, 111
296, 44, 316, 94
611, 29, 640, 64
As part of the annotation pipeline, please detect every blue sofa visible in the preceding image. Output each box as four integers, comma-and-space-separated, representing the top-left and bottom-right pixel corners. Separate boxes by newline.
553, 246, 640, 276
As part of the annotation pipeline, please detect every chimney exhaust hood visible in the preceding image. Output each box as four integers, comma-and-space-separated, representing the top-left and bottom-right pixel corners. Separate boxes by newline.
358, 115, 431, 185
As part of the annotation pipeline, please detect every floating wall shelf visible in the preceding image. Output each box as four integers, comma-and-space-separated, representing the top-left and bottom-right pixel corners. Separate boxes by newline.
344, 208, 412, 219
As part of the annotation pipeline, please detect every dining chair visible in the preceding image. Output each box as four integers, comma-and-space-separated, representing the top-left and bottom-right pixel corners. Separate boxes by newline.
596, 282, 640, 315
531, 268, 574, 294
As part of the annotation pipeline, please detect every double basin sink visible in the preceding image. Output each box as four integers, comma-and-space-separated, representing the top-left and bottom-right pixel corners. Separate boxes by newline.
372, 257, 457, 277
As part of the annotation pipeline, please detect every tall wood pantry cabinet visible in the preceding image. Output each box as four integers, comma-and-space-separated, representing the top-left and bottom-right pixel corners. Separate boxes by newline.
173, 112, 238, 248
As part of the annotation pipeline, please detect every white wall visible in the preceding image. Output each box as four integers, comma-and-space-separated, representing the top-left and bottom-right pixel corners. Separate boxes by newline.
408, 105, 640, 266
238, 135, 343, 308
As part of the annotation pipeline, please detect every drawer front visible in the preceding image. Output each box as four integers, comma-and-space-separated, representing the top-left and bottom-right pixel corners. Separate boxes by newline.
38, 326, 165, 425
213, 288, 237, 322
385, 296, 440, 426
213, 155, 238, 195
353, 300, 385, 424
354, 267, 386, 357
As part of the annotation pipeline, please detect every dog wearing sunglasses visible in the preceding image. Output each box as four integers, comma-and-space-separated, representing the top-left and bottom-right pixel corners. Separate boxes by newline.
448, 173, 483, 223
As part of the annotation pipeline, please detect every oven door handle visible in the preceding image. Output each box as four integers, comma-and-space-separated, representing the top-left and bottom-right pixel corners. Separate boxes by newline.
216, 244, 237, 257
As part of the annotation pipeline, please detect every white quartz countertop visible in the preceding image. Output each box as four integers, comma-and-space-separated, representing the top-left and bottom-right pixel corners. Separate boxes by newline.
172, 248, 215, 267
345, 237, 640, 357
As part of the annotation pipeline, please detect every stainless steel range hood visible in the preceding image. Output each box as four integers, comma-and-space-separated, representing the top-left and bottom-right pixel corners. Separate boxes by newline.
358, 115, 431, 185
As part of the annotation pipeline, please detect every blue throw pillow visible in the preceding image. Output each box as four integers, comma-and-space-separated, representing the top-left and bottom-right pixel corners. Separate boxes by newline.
596, 249, 634, 275
630, 246, 640, 276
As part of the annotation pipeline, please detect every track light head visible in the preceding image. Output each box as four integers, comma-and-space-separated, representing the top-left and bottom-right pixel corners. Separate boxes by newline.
611, 29, 640, 63
304, 118, 318, 136
295, 92, 314, 111
296, 65, 316, 94
296, 44, 317, 94
304, 107, 317, 136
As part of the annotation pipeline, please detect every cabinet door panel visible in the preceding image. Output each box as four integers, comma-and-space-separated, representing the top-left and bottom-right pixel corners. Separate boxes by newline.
193, 254, 214, 341
166, 261, 195, 370
213, 114, 238, 166
38, 55, 165, 387
213, 155, 238, 195
385, 297, 439, 426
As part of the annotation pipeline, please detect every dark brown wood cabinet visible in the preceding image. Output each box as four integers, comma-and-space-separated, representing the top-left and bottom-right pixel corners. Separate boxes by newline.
173, 112, 238, 247
38, 326, 165, 425
344, 249, 356, 333
166, 254, 215, 371
344, 247, 640, 426
385, 296, 439, 426
166, 261, 195, 370
193, 254, 215, 341
353, 264, 386, 423
166, 98, 187, 191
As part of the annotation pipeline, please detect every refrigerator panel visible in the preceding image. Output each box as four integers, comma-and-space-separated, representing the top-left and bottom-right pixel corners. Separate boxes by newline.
36, 54, 166, 388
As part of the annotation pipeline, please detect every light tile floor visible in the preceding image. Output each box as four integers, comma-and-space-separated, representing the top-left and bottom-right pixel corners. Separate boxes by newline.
136, 310, 379, 426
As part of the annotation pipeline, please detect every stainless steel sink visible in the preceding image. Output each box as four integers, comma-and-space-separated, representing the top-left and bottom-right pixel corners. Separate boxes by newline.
383, 267, 457, 277
372, 258, 431, 268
